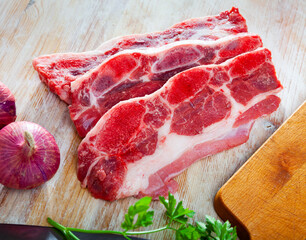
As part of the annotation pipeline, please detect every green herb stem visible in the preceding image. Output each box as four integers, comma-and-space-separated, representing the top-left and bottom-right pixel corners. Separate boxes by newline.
67, 231, 80, 240
49, 217, 169, 237
47, 217, 67, 232
125, 225, 169, 235
48, 218, 80, 240
67, 228, 124, 235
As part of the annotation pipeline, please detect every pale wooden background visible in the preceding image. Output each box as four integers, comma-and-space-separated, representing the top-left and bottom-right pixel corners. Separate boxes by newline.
0, 0, 305, 239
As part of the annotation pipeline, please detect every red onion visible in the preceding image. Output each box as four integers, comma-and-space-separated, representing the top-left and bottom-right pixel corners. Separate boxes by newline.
0, 121, 60, 189
0, 81, 16, 129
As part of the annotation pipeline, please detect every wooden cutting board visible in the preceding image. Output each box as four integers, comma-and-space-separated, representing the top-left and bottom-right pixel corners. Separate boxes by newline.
0, 1, 305, 239
214, 101, 306, 240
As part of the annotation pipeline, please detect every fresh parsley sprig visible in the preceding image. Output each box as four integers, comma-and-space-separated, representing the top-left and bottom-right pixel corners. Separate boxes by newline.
47, 192, 237, 240
121, 196, 154, 232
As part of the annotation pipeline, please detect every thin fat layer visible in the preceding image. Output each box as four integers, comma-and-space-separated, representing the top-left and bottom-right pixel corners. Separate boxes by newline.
122, 121, 253, 199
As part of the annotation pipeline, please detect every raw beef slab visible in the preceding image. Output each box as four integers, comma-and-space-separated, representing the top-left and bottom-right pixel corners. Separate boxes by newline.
77, 48, 282, 201
32, 7, 247, 104
70, 33, 263, 137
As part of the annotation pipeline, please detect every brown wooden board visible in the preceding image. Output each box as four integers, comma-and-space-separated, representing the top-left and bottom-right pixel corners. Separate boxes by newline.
0, 1, 305, 239
214, 101, 306, 240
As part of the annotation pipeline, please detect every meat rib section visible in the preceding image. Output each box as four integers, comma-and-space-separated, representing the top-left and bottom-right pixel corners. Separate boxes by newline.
77, 48, 282, 201
32, 7, 247, 103
70, 33, 263, 137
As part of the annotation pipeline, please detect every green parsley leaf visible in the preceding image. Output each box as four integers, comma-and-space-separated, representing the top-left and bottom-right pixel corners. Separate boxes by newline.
203, 215, 237, 240
195, 221, 209, 238
172, 201, 195, 224
160, 192, 195, 224
121, 196, 154, 231
134, 210, 154, 229
159, 192, 177, 218
176, 224, 201, 240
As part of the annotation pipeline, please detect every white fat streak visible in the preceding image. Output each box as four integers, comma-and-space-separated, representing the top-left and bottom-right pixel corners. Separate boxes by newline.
186, 20, 236, 40
34, 49, 101, 62
81, 158, 100, 188
97, 33, 148, 51
103, 33, 254, 57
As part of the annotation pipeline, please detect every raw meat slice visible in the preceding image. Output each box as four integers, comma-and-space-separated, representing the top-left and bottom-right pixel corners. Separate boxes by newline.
70, 33, 263, 137
77, 48, 282, 201
32, 7, 247, 104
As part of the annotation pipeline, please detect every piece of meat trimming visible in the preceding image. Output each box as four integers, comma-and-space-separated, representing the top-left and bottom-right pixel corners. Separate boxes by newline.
69, 33, 263, 137
77, 47, 283, 201
32, 7, 247, 104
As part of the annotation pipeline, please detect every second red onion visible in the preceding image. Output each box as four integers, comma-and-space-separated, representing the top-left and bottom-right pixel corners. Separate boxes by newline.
0, 81, 16, 129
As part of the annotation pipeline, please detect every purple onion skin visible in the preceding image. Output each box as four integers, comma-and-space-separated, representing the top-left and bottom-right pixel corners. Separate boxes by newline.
0, 121, 60, 189
0, 82, 16, 129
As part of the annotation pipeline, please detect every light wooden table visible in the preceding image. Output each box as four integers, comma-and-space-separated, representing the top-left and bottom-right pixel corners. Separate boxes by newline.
0, 0, 305, 239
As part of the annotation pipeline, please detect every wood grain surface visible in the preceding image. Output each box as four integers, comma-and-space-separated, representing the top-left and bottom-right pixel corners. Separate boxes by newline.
214, 101, 306, 240
0, 0, 305, 239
